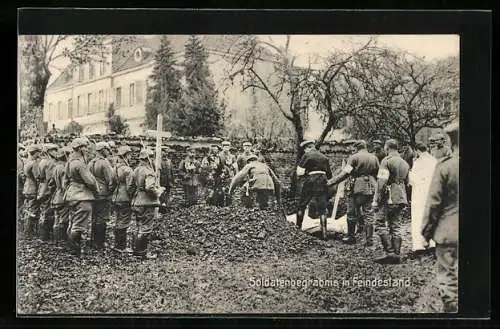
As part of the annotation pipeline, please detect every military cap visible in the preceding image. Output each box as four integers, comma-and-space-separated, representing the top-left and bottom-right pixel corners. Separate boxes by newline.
43, 143, 58, 152
355, 140, 367, 149
138, 148, 154, 159
221, 141, 231, 146
18, 143, 25, 150
300, 140, 315, 148
243, 141, 252, 147
372, 139, 383, 145
28, 144, 42, 153
70, 137, 90, 149
246, 154, 258, 162
54, 149, 66, 160
443, 121, 459, 134
434, 133, 446, 141
95, 141, 111, 151
117, 145, 132, 156
19, 150, 27, 157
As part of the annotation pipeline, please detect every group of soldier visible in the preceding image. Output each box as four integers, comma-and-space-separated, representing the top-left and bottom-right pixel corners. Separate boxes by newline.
17, 137, 280, 259
294, 126, 458, 312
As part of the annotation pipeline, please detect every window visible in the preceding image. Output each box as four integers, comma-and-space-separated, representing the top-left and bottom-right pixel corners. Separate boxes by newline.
98, 90, 104, 112
129, 83, 135, 107
115, 87, 122, 108
99, 61, 104, 76
78, 65, 84, 82
136, 80, 144, 104
57, 101, 62, 120
68, 98, 73, 118
48, 103, 53, 121
77, 95, 83, 116
87, 93, 92, 114
89, 63, 95, 80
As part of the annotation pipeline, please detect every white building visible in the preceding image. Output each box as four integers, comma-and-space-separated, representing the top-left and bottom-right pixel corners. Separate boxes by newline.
43, 35, 326, 138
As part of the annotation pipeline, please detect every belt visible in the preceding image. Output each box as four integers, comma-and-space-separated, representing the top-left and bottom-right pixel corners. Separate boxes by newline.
308, 171, 326, 175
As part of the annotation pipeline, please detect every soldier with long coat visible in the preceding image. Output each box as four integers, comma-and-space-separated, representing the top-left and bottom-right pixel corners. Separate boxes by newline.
422, 121, 459, 313
111, 145, 134, 253
37, 143, 59, 241
23, 145, 42, 239
65, 137, 99, 256
178, 147, 202, 207
88, 142, 117, 249
50, 148, 70, 247
127, 149, 164, 259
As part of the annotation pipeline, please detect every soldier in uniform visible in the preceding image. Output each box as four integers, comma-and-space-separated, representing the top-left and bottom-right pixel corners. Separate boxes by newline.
23, 144, 42, 239
37, 143, 59, 241
372, 139, 410, 264
229, 154, 282, 210
328, 140, 379, 246
50, 148, 70, 248
111, 145, 134, 253
127, 149, 164, 259
236, 142, 254, 171
159, 147, 174, 209
422, 121, 459, 313
88, 141, 117, 249
179, 147, 202, 207
430, 133, 452, 160
65, 137, 99, 256
218, 141, 237, 176
371, 139, 386, 163
295, 140, 333, 240
201, 145, 224, 206
107, 141, 119, 167
18, 144, 26, 231
218, 141, 237, 206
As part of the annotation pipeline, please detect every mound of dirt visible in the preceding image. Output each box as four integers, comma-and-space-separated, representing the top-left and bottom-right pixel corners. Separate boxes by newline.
154, 205, 324, 261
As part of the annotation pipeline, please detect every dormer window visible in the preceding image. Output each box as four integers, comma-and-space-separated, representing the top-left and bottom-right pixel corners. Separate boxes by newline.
134, 48, 143, 62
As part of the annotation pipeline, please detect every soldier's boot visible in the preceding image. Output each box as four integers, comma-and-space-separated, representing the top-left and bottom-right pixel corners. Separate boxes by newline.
113, 229, 127, 252
374, 233, 395, 264
133, 234, 157, 259
60, 222, 69, 242
364, 224, 374, 247
25, 216, 37, 240
320, 215, 328, 240
68, 232, 82, 257
342, 221, 357, 245
90, 222, 98, 249
326, 202, 334, 218
52, 225, 60, 248
296, 211, 304, 230
39, 214, 50, 241
93, 223, 106, 250
388, 236, 402, 264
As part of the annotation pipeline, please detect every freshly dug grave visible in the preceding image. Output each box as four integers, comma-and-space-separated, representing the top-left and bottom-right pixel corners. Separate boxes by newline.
153, 205, 325, 261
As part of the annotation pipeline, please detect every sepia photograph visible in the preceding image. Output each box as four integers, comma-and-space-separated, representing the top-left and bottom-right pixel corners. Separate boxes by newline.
17, 32, 460, 314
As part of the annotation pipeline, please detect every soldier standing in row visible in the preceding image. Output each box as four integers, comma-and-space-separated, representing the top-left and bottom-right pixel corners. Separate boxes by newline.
328, 140, 379, 246
218, 141, 236, 206
23, 145, 42, 239
201, 145, 223, 206
88, 142, 117, 249
372, 139, 410, 264
236, 142, 256, 208
18, 144, 26, 232
37, 143, 59, 241
179, 147, 202, 207
229, 154, 282, 210
127, 149, 164, 259
111, 145, 134, 253
65, 137, 99, 256
371, 139, 386, 163
422, 121, 459, 313
159, 147, 174, 209
295, 140, 332, 240
50, 148, 70, 248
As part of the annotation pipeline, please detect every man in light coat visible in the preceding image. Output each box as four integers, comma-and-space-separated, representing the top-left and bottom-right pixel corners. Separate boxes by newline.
408, 142, 437, 257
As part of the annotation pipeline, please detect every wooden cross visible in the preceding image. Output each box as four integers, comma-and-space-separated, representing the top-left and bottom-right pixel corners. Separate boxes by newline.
331, 159, 346, 220
145, 114, 172, 219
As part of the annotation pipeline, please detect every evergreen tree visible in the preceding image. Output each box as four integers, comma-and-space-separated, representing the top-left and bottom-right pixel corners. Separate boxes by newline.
106, 102, 129, 135
172, 35, 225, 137
144, 36, 183, 131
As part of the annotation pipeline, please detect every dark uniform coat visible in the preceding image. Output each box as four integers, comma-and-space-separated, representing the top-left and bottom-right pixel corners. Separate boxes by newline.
23, 158, 39, 196
421, 151, 459, 244
37, 157, 57, 201
88, 155, 117, 200
377, 151, 410, 205
343, 149, 379, 195
112, 159, 133, 204
64, 153, 98, 202
127, 164, 160, 207
50, 160, 67, 206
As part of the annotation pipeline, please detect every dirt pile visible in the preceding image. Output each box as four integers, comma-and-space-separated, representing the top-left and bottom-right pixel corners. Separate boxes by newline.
154, 205, 324, 261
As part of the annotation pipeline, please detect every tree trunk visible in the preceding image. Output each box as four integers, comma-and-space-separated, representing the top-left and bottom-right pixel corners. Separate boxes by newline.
316, 116, 336, 147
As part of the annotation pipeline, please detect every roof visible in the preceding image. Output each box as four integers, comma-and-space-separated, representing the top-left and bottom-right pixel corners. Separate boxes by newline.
46, 35, 269, 91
